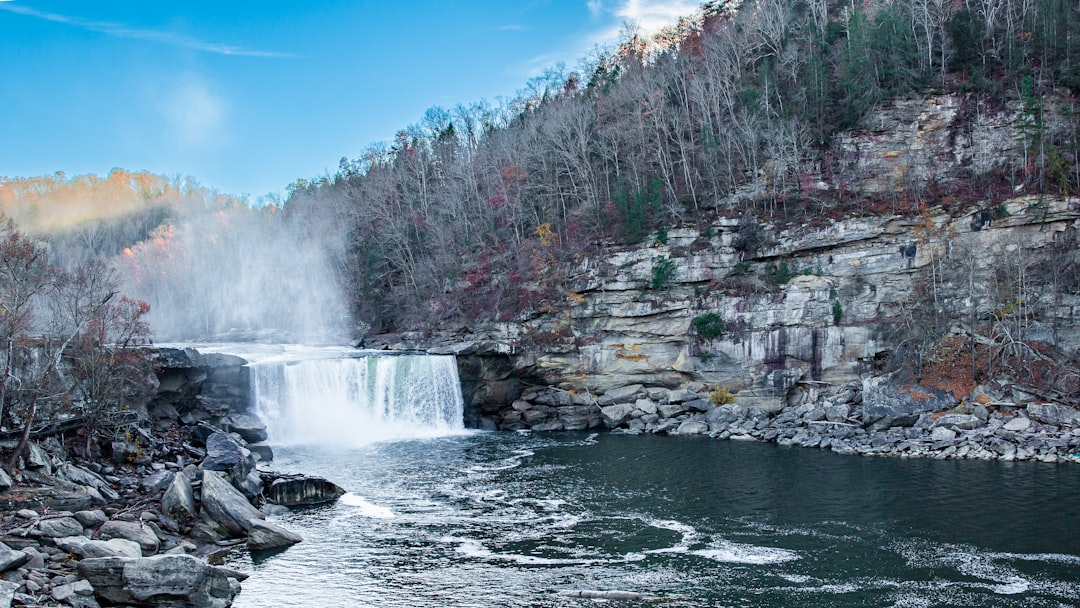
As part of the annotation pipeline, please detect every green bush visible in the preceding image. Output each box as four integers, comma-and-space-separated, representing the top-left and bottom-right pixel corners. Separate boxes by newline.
650, 256, 677, 290
832, 299, 843, 326
693, 313, 726, 339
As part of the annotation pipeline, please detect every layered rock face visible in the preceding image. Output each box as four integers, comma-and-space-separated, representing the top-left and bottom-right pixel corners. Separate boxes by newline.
379, 93, 1080, 429
397, 194, 1080, 424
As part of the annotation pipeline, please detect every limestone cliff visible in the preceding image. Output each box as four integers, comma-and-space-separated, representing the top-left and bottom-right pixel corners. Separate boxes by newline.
374, 93, 1080, 426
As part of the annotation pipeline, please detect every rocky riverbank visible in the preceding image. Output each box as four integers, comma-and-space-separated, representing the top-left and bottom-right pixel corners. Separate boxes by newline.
0, 348, 344, 608
504, 377, 1080, 463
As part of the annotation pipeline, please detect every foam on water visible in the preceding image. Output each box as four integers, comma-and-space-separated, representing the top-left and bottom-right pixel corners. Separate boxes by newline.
340, 493, 396, 519
691, 541, 800, 565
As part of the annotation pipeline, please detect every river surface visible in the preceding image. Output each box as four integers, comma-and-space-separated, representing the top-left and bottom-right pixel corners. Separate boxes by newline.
227, 432, 1080, 607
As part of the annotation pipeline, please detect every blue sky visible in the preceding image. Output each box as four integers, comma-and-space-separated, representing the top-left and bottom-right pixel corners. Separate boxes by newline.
0, 0, 700, 201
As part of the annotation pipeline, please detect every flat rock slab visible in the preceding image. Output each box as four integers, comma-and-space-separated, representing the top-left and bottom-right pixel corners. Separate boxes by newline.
78, 554, 238, 608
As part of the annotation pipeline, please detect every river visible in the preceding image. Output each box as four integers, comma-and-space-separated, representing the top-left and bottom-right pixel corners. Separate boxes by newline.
226, 431, 1080, 607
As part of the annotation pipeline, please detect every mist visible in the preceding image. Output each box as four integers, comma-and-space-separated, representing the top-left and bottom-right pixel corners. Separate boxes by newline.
118, 204, 356, 344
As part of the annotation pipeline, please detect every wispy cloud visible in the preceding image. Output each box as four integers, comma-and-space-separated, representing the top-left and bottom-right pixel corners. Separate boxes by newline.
0, 3, 292, 58
517, 0, 696, 78
159, 74, 229, 150
498, 24, 525, 31
614, 0, 701, 36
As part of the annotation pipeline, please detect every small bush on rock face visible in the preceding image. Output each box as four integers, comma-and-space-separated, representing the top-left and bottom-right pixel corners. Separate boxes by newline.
710, 386, 734, 405
693, 313, 725, 339
650, 256, 677, 290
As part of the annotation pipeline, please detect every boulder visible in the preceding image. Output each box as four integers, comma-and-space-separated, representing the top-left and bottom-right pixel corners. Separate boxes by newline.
0, 581, 18, 608
930, 427, 957, 442
247, 519, 302, 552
597, 385, 645, 406
223, 413, 268, 444
933, 414, 984, 431
0, 549, 29, 573
58, 464, 119, 502
1003, 416, 1032, 432
667, 388, 699, 404
96, 521, 159, 556
201, 432, 248, 472
861, 377, 956, 430
25, 443, 53, 473
74, 510, 109, 529
264, 475, 346, 507
161, 470, 196, 520
139, 471, 174, 495
79, 539, 143, 559
600, 404, 636, 428
673, 420, 709, 435
200, 471, 263, 537
78, 555, 239, 608
35, 517, 84, 539
246, 442, 274, 462
1027, 403, 1080, 427
50, 579, 94, 603
0, 469, 11, 492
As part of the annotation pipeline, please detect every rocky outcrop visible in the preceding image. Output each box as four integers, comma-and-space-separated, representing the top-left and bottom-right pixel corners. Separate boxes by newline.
263, 474, 345, 507
199, 471, 264, 538
386, 193, 1080, 433
500, 376, 1080, 463
78, 555, 239, 608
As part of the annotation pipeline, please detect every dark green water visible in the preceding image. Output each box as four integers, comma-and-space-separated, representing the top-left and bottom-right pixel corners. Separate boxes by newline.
228, 432, 1080, 607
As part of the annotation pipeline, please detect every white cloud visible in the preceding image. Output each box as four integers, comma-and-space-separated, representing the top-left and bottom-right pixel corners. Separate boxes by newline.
159, 74, 228, 151
587, 0, 604, 17
614, 0, 701, 36
0, 3, 292, 57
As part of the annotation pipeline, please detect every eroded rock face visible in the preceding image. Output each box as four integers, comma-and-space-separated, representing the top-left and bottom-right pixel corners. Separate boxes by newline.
77, 554, 239, 608
264, 475, 345, 507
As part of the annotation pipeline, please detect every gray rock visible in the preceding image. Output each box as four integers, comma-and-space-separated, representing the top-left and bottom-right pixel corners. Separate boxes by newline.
825, 403, 851, 423
77, 555, 238, 608
658, 403, 687, 418
25, 443, 52, 473
683, 398, 712, 412
0, 469, 11, 492
600, 404, 636, 428
1003, 417, 1032, 432
201, 432, 250, 473
50, 579, 94, 602
200, 470, 263, 537
264, 475, 346, 507
247, 519, 302, 552
74, 510, 109, 529
634, 399, 658, 415
161, 470, 196, 520
933, 414, 984, 430
79, 539, 143, 559
673, 420, 709, 435
1027, 403, 1080, 427
138, 471, 174, 495
667, 388, 699, 404
96, 521, 159, 556
224, 413, 268, 444
0, 581, 17, 608
705, 404, 746, 425
530, 420, 564, 431
247, 442, 274, 462
861, 376, 956, 430
0, 549, 29, 574
597, 385, 645, 406
930, 427, 957, 442
58, 464, 119, 502
35, 517, 84, 539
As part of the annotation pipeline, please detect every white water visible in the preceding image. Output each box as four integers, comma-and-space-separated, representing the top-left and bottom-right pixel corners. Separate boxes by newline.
173, 344, 467, 447
250, 354, 466, 447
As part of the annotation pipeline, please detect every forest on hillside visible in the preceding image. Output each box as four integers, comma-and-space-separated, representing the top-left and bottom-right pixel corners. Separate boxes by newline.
282, 0, 1080, 332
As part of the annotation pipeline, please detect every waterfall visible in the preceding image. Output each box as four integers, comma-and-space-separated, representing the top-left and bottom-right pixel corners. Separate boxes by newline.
249, 353, 466, 447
